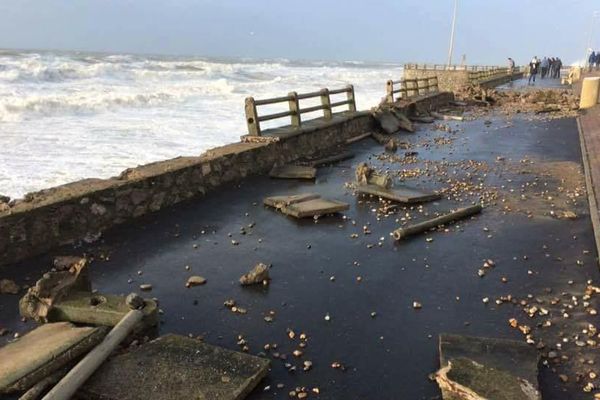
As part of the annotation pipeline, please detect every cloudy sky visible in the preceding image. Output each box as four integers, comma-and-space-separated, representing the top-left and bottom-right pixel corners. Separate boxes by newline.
0, 0, 598, 65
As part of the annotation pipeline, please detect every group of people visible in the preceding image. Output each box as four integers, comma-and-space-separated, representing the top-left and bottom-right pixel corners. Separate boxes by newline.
589, 51, 600, 71
527, 56, 563, 84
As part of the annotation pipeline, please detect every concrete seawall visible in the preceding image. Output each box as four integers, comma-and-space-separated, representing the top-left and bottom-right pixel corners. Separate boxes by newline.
0, 92, 454, 266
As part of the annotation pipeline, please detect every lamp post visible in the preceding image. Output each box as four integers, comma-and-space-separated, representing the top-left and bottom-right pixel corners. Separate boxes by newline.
447, 0, 458, 68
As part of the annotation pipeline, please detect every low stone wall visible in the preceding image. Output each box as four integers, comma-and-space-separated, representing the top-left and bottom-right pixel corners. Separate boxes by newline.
0, 92, 453, 266
404, 69, 523, 92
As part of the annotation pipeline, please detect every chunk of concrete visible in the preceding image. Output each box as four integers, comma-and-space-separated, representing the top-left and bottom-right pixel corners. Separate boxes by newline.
264, 193, 349, 218
47, 291, 158, 332
269, 165, 316, 179
0, 322, 106, 394
357, 184, 440, 204
239, 263, 270, 286
435, 334, 540, 400
308, 151, 355, 167
263, 193, 321, 209
80, 334, 270, 400
19, 256, 91, 322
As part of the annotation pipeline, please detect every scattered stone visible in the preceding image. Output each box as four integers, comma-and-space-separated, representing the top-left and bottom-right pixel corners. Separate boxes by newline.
239, 263, 270, 286
139, 284, 153, 292
0, 279, 19, 295
125, 293, 145, 310
186, 276, 207, 288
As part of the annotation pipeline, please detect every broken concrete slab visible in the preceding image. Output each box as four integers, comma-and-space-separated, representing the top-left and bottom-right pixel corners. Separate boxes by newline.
357, 184, 440, 204
355, 162, 392, 189
80, 334, 270, 400
269, 165, 316, 179
435, 334, 540, 400
0, 322, 106, 394
283, 198, 349, 218
264, 194, 349, 218
373, 110, 403, 134
47, 291, 158, 332
19, 256, 91, 322
263, 193, 321, 209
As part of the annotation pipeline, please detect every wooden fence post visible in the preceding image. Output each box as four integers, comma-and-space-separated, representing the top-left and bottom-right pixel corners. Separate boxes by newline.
346, 85, 356, 112
386, 80, 394, 103
288, 91, 301, 127
244, 97, 260, 136
320, 88, 332, 119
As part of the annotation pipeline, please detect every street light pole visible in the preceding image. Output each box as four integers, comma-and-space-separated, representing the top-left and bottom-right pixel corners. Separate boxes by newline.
586, 11, 600, 67
447, 0, 458, 67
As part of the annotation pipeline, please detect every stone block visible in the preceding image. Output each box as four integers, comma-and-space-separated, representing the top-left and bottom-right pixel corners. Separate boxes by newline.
357, 184, 441, 204
47, 291, 158, 332
0, 322, 106, 394
80, 334, 269, 400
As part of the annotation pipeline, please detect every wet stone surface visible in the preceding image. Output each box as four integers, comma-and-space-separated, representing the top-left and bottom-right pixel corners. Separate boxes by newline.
0, 112, 598, 399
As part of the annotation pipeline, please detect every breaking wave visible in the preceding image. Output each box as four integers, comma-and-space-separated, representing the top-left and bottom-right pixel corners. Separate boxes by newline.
0, 49, 403, 198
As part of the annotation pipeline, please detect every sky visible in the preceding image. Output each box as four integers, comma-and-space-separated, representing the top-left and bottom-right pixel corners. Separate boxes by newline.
0, 0, 599, 65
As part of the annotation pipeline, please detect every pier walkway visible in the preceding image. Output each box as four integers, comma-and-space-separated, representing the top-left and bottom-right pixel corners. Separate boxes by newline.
1, 103, 597, 399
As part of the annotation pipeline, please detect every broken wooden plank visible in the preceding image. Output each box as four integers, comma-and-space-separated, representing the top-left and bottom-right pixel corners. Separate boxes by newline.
79, 334, 270, 400
263, 193, 321, 209
392, 205, 483, 240
435, 334, 540, 400
308, 151, 355, 167
0, 322, 107, 394
269, 165, 316, 179
357, 184, 440, 204
283, 198, 349, 218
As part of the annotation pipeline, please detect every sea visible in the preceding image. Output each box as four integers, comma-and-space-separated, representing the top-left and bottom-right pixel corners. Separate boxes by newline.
0, 49, 403, 199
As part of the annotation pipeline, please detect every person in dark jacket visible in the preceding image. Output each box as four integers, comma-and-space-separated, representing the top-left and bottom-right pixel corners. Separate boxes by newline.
590, 51, 597, 72
528, 56, 540, 84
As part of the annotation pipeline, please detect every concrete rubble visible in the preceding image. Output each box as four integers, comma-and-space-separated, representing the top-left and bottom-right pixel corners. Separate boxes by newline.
239, 263, 270, 286
0, 322, 107, 394
264, 193, 349, 218
269, 164, 317, 179
79, 334, 270, 400
435, 334, 541, 400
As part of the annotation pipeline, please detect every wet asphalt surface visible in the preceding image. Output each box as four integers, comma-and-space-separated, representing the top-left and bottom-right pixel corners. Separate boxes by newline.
1, 112, 598, 399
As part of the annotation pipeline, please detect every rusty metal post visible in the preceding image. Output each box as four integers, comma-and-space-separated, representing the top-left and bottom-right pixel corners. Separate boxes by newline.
386, 80, 394, 103
346, 85, 356, 112
244, 97, 260, 136
288, 91, 301, 128
320, 88, 332, 119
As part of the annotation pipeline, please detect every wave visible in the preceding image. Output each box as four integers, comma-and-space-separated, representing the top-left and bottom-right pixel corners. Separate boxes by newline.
0, 79, 235, 121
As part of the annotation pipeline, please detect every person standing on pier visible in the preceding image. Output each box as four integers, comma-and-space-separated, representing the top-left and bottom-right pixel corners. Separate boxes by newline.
528, 56, 540, 84
540, 57, 549, 79
589, 51, 597, 72
507, 57, 515, 79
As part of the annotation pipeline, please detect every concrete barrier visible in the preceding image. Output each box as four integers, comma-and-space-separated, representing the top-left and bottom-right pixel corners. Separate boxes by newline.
580, 77, 600, 109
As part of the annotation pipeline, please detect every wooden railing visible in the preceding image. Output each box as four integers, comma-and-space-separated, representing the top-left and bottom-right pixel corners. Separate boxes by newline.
386, 76, 439, 103
244, 85, 356, 136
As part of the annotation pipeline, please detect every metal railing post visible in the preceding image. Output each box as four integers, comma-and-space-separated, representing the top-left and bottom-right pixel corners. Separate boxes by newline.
320, 88, 332, 119
244, 97, 260, 136
288, 91, 301, 128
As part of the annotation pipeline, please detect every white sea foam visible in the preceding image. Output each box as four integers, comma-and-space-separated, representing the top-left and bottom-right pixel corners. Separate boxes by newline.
0, 50, 403, 199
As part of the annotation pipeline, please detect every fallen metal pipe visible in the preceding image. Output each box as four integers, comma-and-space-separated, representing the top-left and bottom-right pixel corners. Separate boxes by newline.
392, 204, 483, 241
41, 294, 145, 400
